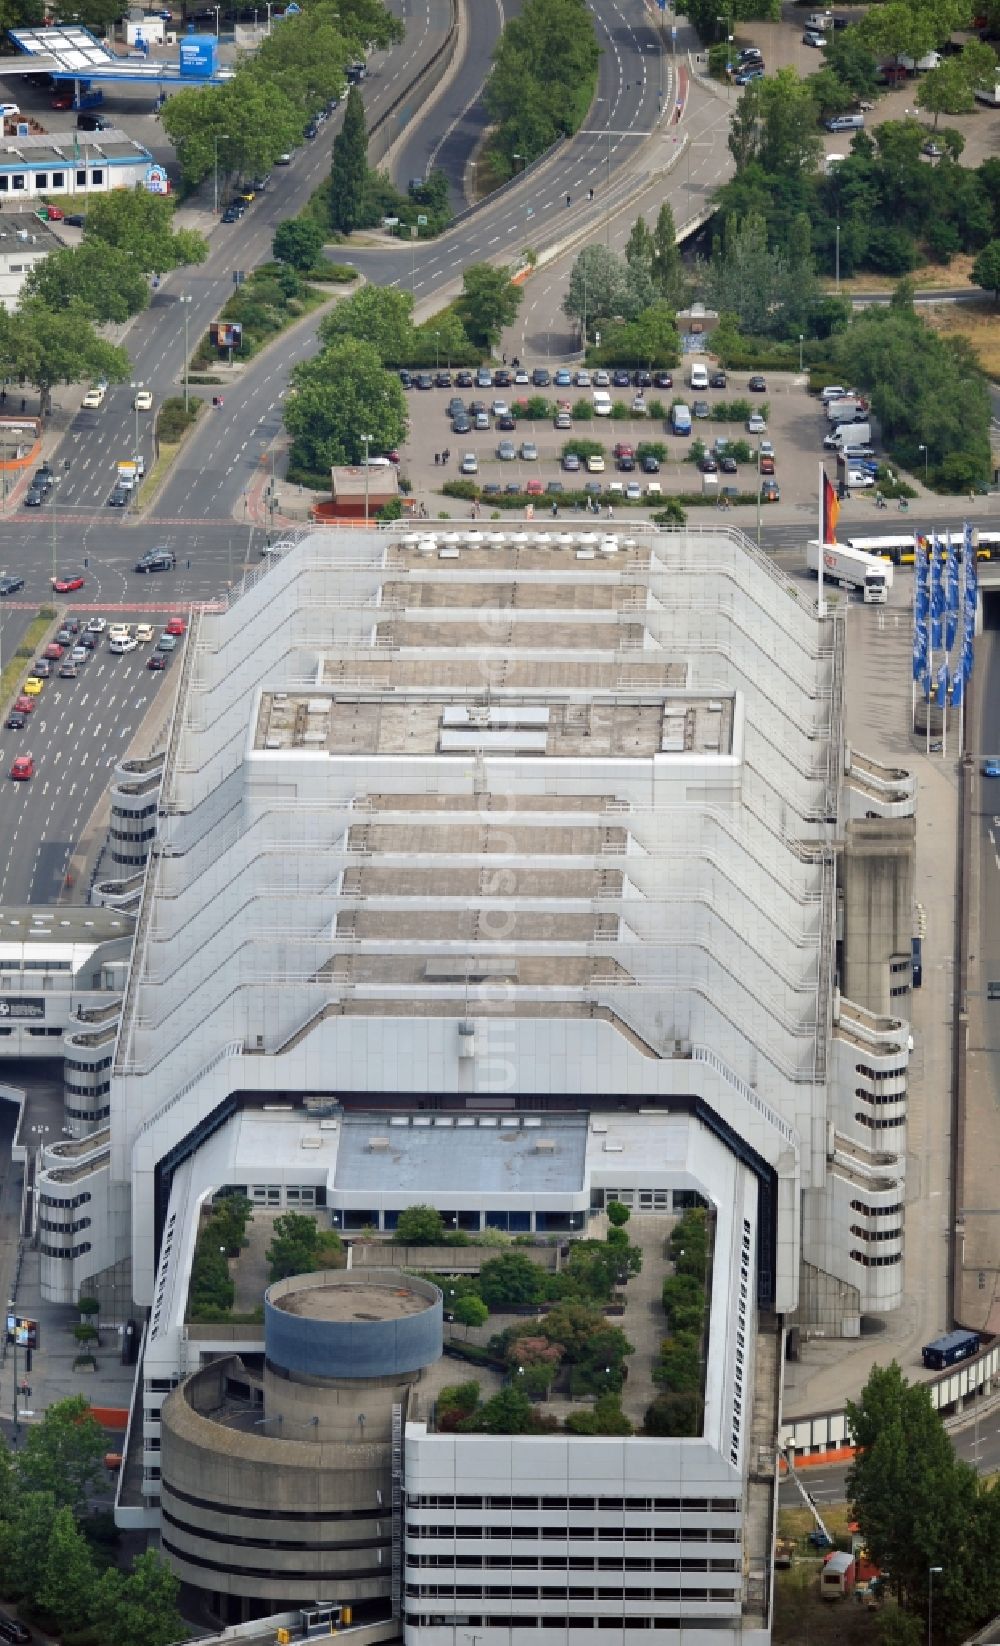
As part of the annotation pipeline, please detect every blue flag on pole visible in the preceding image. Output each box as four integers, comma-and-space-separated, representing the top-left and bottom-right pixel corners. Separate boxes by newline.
936, 661, 949, 707
930, 538, 944, 649
952, 668, 964, 709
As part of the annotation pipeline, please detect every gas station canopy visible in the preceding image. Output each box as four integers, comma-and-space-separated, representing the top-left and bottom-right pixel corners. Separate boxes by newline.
6, 23, 233, 86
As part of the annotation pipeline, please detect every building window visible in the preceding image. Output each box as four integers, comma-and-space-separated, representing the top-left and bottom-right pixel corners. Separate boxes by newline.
11, 175, 24, 191
75, 169, 86, 186
90, 169, 103, 185
52, 171, 65, 187
0, 178, 8, 192
35, 173, 47, 188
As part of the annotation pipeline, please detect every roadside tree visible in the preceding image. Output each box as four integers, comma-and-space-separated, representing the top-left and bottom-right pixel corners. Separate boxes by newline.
285, 336, 407, 470
16, 1395, 111, 1516
330, 85, 369, 234
456, 262, 522, 349
83, 188, 208, 272
38, 1506, 99, 1634
273, 218, 327, 271
321, 283, 416, 362
972, 239, 1000, 300
8, 304, 129, 415
22, 242, 149, 324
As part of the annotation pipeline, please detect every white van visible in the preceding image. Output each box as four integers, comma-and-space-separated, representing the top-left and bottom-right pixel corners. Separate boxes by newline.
592, 389, 612, 416
689, 362, 709, 391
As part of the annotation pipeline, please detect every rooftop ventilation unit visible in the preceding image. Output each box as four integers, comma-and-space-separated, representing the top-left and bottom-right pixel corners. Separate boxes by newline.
368, 1137, 390, 1152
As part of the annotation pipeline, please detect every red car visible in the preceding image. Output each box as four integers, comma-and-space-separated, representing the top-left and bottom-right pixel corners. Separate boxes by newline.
525, 478, 544, 496
759, 454, 775, 475
13, 696, 33, 715
50, 92, 73, 110
51, 573, 85, 593
10, 754, 34, 781
165, 616, 186, 636
43, 642, 64, 660
42, 204, 64, 220
147, 652, 168, 670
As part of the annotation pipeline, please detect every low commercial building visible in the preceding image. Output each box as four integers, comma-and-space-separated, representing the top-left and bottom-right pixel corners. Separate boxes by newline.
0, 211, 59, 309
0, 127, 155, 201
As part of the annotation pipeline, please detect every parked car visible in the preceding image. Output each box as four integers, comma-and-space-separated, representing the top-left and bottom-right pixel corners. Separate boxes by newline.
748, 375, 767, 392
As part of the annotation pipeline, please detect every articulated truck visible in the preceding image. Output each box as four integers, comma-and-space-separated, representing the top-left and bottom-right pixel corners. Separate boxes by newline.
806, 539, 893, 604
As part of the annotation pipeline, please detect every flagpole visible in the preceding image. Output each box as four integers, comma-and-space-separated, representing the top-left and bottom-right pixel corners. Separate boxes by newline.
817, 462, 825, 618
926, 537, 933, 757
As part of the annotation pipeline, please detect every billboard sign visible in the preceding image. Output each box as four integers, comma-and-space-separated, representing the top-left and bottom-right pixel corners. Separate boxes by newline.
144, 163, 170, 195
210, 321, 243, 350
0, 997, 44, 1019
6, 1314, 38, 1349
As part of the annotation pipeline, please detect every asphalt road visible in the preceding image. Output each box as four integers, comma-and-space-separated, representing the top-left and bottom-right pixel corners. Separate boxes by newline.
24, 0, 452, 520
393, 0, 525, 213
0, 631, 171, 905
342, 0, 672, 298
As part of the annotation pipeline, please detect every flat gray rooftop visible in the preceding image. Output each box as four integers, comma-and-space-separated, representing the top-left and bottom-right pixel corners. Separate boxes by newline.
334, 1113, 589, 1195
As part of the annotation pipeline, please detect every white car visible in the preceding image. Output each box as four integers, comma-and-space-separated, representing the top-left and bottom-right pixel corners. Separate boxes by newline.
460, 452, 478, 474
586, 454, 606, 473
631, 396, 648, 416
592, 391, 612, 417
135, 622, 154, 643
819, 385, 847, 402
747, 413, 767, 433
575, 369, 592, 387
759, 440, 775, 458
133, 389, 153, 412
109, 634, 138, 654
109, 622, 131, 642
626, 481, 642, 501
846, 468, 875, 489
86, 616, 107, 633
82, 387, 105, 410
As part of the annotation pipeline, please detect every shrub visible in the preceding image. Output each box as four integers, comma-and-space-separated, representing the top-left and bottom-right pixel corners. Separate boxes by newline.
562, 438, 605, 461
157, 396, 200, 445
442, 479, 480, 501
611, 399, 630, 419
652, 500, 687, 526
394, 1205, 445, 1244
636, 442, 666, 462
644, 1390, 704, 1436
572, 398, 594, 420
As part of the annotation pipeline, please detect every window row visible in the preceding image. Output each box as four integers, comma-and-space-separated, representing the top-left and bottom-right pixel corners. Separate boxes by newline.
850, 1250, 902, 1268
855, 1112, 906, 1130
850, 1199, 903, 1218
855, 1063, 908, 1081
41, 1240, 91, 1259
408, 1496, 740, 1515
40, 1190, 91, 1210
0, 169, 104, 191
405, 1586, 740, 1603
408, 1557, 741, 1574
854, 1087, 906, 1107
66, 1054, 113, 1073
406, 1526, 739, 1545
65, 1103, 110, 1122
39, 1216, 91, 1235
850, 1224, 900, 1244
405, 1617, 734, 1633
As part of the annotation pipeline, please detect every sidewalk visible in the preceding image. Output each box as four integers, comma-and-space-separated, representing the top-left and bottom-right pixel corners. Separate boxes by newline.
783, 579, 957, 1418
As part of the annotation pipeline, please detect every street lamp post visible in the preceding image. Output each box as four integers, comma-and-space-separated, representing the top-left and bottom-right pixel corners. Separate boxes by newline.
212, 3, 220, 33
434, 331, 440, 370
130, 381, 142, 460
179, 293, 192, 414
798, 334, 804, 373
362, 433, 371, 524
928, 1566, 942, 1646
919, 443, 928, 482
213, 131, 231, 217
835, 221, 840, 291
756, 445, 761, 550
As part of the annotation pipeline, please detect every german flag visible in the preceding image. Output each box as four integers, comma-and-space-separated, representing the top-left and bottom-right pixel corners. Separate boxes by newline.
822, 472, 839, 544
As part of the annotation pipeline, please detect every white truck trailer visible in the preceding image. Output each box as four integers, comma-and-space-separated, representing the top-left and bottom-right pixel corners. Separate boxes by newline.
806, 539, 893, 604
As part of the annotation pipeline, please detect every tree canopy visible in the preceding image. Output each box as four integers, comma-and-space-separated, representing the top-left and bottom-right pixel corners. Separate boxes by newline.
285, 335, 408, 472
330, 85, 369, 235
484, 0, 600, 176
22, 242, 149, 325
83, 189, 207, 273
456, 263, 523, 349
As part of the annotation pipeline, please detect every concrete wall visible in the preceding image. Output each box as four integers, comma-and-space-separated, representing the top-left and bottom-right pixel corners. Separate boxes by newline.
840, 817, 915, 1016
159, 1356, 397, 1605
265, 1269, 442, 1378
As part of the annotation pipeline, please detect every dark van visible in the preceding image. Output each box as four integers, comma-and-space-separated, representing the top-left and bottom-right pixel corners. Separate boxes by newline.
77, 112, 109, 130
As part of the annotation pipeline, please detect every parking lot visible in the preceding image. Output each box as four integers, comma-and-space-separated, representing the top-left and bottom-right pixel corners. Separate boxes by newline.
399, 365, 897, 520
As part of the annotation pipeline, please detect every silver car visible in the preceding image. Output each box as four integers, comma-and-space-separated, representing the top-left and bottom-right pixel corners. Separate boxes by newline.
520, 441, 538, 461
497, 440, 516, 461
